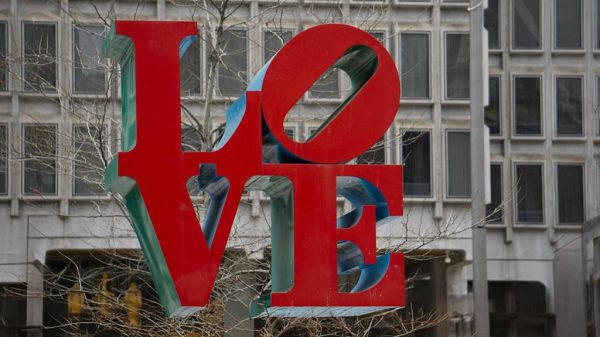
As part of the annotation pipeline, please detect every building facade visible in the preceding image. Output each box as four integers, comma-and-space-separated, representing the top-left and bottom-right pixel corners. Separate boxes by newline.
0, 0, 597, 336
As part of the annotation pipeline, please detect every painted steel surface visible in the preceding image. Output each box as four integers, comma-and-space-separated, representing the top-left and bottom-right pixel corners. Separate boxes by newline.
104, 21, 405, 317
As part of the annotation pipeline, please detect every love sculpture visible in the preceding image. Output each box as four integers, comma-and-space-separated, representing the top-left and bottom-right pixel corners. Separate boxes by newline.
104, 21, 405, 317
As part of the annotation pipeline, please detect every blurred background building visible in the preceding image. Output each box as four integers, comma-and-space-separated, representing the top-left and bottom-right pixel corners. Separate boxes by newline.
0, 0, 596, 337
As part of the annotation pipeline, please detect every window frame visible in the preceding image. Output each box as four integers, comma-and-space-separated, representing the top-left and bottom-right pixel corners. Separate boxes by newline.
397, 30, 432, 102
21, 21, 58, 95
180, 29, 203, 99
262, 27, 295, 65
485, 0, 502, 52
70, 123, 110, 199
513, 161, 546, 227
212, 27, 249, 99
0, 21, 9, 93
394, 0, 434, 7
596, 76, 600, 138
511, 74, 544, 139
21, 123, 59, 199
443, 31, 470, 103
486, 162, 505, 226
400, 128, 434, 201
72, 23, 109, 97
553, 0, 584, 51
554, 162, 586, 228
487, 74, 503, 137
510, 0, 544, 53
0, 122, 10, 199
444, 128, 472, 202
554, 75, 585, 139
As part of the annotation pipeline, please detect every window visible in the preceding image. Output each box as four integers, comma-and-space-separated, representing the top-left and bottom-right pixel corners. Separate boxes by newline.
512, 0, 541, 49
0, 124, 7, 195
356, 137, 385, 164
555, 0, 582, 49
445, 33, 470, 100
264, 29, 293, 63
486, 164, 503, 223
597, 77, 600, 136
402, 131, 431, 197
216, 29, 247, 97
0, 23, 7, 91
446, 131, 471, 198
73, 25, 106, 95
486, 76, 501, 135
597, 0, 600, 49
489, 282, 550, 337
514, 76, 542, 136
556, 77, 583, 136
0, 284, 27, 336
557, 165, 584, 224
23, 22, 56, 92
23, 125, 57, 196
515, 164, 544, 224
308, 67, 340, 99
73, 125, 106, 196
485, 0, 500, 49
400, 33, 430, 99
180, 34, 201, 96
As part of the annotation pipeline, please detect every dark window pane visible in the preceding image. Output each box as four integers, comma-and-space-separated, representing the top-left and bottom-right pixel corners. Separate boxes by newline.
0, 284, 27, 335
597, 0, 600, 48
401, 33, 430, 99
513, 0, 541, 49
73, 125, 106, 196
516, 165, 544, 223
445, 33, 470, 100
514, 282, 547, 313
73, 25, 106, 94
0, 124, 7, 195
0, 23, 7, 91
264, 30, 293, 63
357, 137, 385, 164
217, 29, 247, 96
447, 131, 471, 198
557, 165, 584, 224
23, 23, 56, 92
485, 0, 500, 49
486, 164, 503, 223
515, 77, 541, 135
402, 131, 431, 197
556, 0, 582, 49
490, 319, 510, 337
23, 125, 57, 195
556, 77, 583, 136
180, 35, 201, 96
486, 77, 501, 135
